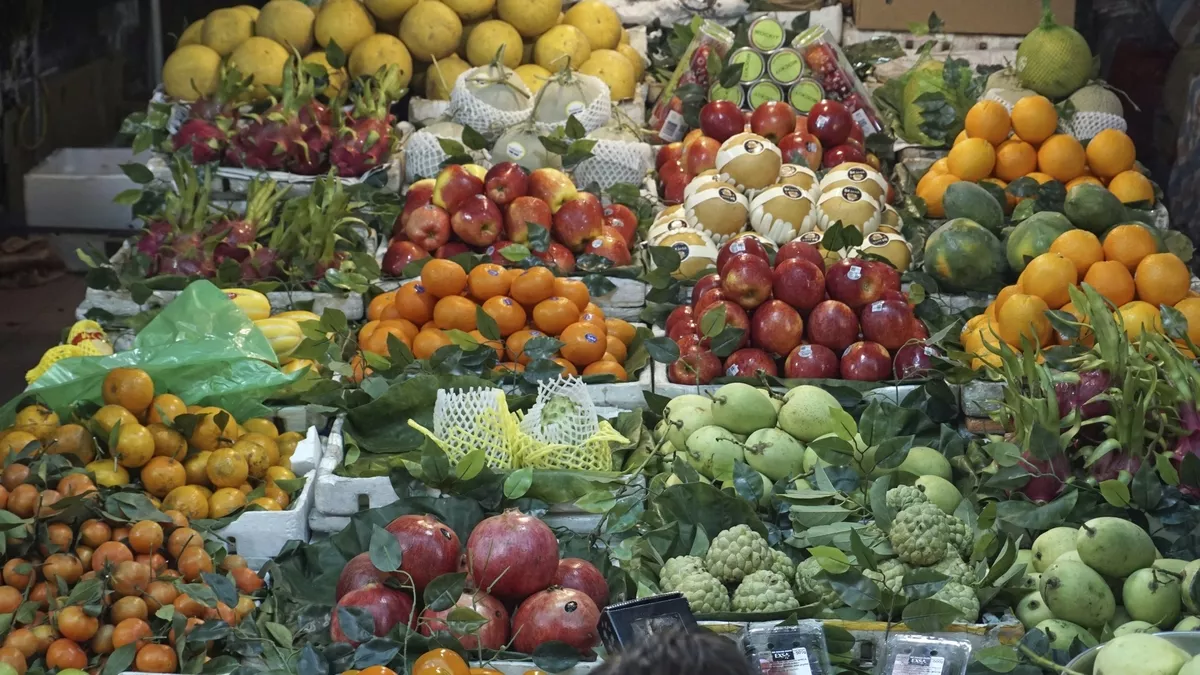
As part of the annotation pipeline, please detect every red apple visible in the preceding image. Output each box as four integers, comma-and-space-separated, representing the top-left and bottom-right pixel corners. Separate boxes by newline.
553, 192, 605, 252
794, 115, 808, 133
806, 300, 859, 352
894, 342, 940, 380
665, 305, 694, 334
721, 253, 774, 310
772, 258, 825, 312
840, 341, 891, 381
717, 235, 771, 277
534, 241, 576, 274
694, 288, 728, 317
784, 343, 839, 379
657, 142, 684, 169
488, 240, 522, 266
381, 240, 429, 277
668, 319, 699, 343
848, 123, 865, 145
875, 263, 902, 294
776, 240, 826, 271
859, 298, 916, 351
668, 346, 722, 385
823, 143, 867, 168
682, 129, 704, 148
432, 165, 484, 214
436, 242, 471, 259
700, 101, 746, 142
403, 204, 452, 251
505, 196, 553, 244
750, 102, 798, 144
660, 160, 689, 205
676, 333, 708, 353
602, 204, 638, 248
777, 131, 823, 170
724, 348, 778, 379
585, 227, 632, 266
698, 300, 750, 350
450, 194, 503, 247
528, 168, 578, 213
683, 136, 721, 176
751, 299, 804, 357
484, 162, 529, 206
825, 259, 892, 310
690, 273, 722, 307
397, 178, 436, 234
909, 317, 930, 340
807, 99, 853, 148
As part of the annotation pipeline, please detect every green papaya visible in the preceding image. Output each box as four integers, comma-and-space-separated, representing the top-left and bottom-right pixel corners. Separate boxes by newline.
1063, 183, 1125, 234
943, 182, 1005, 233
1005, 211, 1074, 274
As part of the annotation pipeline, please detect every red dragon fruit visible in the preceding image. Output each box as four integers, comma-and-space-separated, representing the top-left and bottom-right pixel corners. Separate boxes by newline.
135, 158, 218, 277
227, 57, 319, 172
209, 177, 287, 265
1019, 451, 1072, 502
330, 66, 401, 177
1088, 451, 1143, 483
171, 66, 250, 164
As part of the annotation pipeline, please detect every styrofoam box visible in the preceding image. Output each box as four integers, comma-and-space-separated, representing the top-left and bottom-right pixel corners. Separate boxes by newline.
123, 659, 599, 675
216, 426, 321, 569
962, 380, 1005, 418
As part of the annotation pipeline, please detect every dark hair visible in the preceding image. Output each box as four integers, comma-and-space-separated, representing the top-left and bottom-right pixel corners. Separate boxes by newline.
593, 630, 754, 675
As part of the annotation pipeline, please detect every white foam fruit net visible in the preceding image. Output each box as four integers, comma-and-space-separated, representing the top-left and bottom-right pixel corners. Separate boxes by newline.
450, 67, 534, 140
573, 138, 654, 190
432, 388, 516, 469
1067, 112, 1128, 141
406, 128, 457, 182
519, 376, 598, 446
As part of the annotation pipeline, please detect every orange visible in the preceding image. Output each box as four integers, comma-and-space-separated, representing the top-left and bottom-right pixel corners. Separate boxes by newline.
510, 266, 556, 306
128, 520, 163, 554
1055, 302, 1094, 346
114, 423, 156, 468
993, 139, 1037, 182
433, 295, 479, 332
361, 324, 413, 357
1010, 95, 1058, 145
379, 318, 419, 342
993, 285, 1022, 316
367, 290, 398, 320
493, 362, 525, 374
45, 639, 87, 670
421, 259, 468, 298
532, 296, 581, 335
551, 357, 578, 376
93, 404, 137, 435
1085, 129, 1136, 179
1025, 172, 1054, 185
142, 456, 188, 500
583, 302, 605, 320
553, 277, 591, 312
111, 618, 152, 650
1019, 252, 1077, 310
1036, 135, 1086, 183
148, 423, 187, 460
997, 293, 1052, 347
927, 157, 951, 177
56, 606, 98, 642
412, 328, 453, 359
177, 545, 214, 581
583, 361, 627, 380
1173, 297, 1200, 345
467, 331, 505, 360
162, 485, 210, 520
981, 177, 1018, 213
605, 317, 636, 345
559, 321, 607, 366
102, 367, 155, 418
1049, 229, 1104, 278
0, 586, 19, 614
166, 527, 203, 559
505, 329, 545, 364
481, 296, 528, 336
209, 486, 246, 518
915, 173, 960, 218
953, 129, 968, 146
135, 643, 178, 673
1066, 175, 1104, 190
393, 281, 438, 324
146, 394, 187, 425
964, 100, 1011, 146
1108, 170, 1155, 204
503, 267, 524, 286
947, 137, 996, 181
1134, 253, 1191, 307
604, 335, 628, 363
467, 263, 511, 300
1102, 224, 1158, 272
349, 353, 372, 383
1116, 301, 1163, 340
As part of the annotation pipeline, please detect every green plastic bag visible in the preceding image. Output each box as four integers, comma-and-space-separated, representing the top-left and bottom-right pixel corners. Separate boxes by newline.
1, 281, 298, 425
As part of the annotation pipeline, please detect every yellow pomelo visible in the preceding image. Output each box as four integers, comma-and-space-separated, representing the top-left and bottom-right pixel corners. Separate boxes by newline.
163, 45, 222, 100
229, 37, 290, 101
563, 0, 621, 50
256, 0, 316, 53
514, 64, 551, 93
467, 20, 523, 68
235, 5, 260, 21
616, 44, 644, 83
426, 55, 472, 100
579, 49, 635, 100
202, 8, 255, 57
497, 0, 561, 37
443, 0, 496, 21
303, 52, 348, 98
315, 0, 377, 54
177, 20, 205, 47
349, 33, 414, 92
534, 25, 591, 71
365, 0, 421, 22
399, 1, 463, 62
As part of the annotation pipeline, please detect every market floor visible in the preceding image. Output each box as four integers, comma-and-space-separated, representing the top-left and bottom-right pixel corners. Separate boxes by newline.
0, 274, 87, 403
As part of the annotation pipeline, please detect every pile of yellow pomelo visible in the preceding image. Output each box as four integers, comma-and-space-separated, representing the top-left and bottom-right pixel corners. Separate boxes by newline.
162, 0, 644, 104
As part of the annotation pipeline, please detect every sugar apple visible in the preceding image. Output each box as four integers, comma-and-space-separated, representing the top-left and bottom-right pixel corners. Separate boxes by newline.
932, 552, 974, 586
933, 581, 981, 622
768, 549, 794, 582
731, 570, 800, 613
705, 525, 772, 584
864, 558, 909, 598
946, 517, 972, 558
675, 569, 731, 614
795, 557, 845, 610
890, 503, 951, 566
660, 556, 705, 591
886, 485, 928, 512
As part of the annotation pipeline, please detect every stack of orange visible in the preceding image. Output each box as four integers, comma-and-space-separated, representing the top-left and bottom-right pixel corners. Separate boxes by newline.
961, 224, 1199, 368
917, 97, 1155, 218
357, 260, 638, 382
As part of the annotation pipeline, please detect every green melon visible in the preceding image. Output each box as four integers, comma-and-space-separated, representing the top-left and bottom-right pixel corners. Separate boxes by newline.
1016, 0, 1093, 98
1005, 211, 1074, 273
924, 218, 1007, 293
1064, 183, 1125, 234
943, 182, 1005, 234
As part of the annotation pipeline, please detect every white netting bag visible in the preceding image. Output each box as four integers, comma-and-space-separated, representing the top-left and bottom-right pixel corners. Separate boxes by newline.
405, 121, 480, 182
573, 125, 653, 190
1067, 111, 1128, 141
531, 72, 611, 134
518, 376, 599, 447
981, 87, 1035, 112
450, 65, 534, 140
431, 388, 516, 469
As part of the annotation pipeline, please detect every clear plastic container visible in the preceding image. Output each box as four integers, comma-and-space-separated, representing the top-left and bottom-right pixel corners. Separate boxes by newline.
879, 634, 972, 675
743, 621, 833, 675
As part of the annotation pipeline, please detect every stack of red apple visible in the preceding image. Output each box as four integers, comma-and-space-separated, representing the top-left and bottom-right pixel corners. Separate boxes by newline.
655, 99, 877, 205
665, 234, 939, 385
381, 163, 640, 278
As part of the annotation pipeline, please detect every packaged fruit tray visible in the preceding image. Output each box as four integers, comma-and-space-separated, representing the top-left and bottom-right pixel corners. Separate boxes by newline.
702, 616, 1024, 653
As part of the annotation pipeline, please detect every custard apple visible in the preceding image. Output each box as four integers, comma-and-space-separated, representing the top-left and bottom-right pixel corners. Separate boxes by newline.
886, 485, 928, 512
705, 525, 772, 583
932, 552, 974, 586
675, 570, 731, 613
769, 549, 794, 581
947, 517, 972, 558
864, 558, 909, 598
731, 570, 800, 613
795, 557, 845, 610
933, 581, 981, 622
660, 556, 705, 591
890, 503, 951, 566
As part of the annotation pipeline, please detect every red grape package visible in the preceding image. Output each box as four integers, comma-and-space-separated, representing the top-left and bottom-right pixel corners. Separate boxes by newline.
649, 20, 736, 144
792, 26, 883, 138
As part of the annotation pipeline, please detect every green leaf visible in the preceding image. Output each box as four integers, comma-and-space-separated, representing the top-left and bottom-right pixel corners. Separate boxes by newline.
101, 644, 137, 675
120, 163, 154, 184
532, 640, 582, 672
336, 606, 377, 643
901, 597, 961, 632
369, 525, 403, 572
325, 39, 347, 69
1099, 479, 1131, 507
501, 243, 532, 262
200, 572, 238, 608
575, 489, 618, 513
445, 606, 489, 635
455, 449, 487, 481
708, 327, 744, 358
113, 188, 144, 206
438, 138, 469, 158
461, 125, 489, 151
504, 467, 533, 499
644, 336, 680, 363
423, 572, 467, 611
699, 302, 727, 337
265, 621, 294, 648
565, 115, 587, 140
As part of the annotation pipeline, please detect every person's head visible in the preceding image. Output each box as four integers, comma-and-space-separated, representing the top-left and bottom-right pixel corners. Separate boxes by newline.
593, 629, 753, 675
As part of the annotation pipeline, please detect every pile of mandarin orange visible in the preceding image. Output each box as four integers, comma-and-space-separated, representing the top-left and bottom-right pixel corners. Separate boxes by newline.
340, 649, 550, 675
356, 260, 638, 382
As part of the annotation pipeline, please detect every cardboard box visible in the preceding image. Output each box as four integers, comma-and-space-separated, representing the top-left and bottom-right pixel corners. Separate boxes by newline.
852, 0, 1076, 36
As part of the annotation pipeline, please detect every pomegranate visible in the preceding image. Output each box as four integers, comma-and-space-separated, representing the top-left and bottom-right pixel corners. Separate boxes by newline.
511, 588, 600, 655
467, 510, 559, 601
553, 559, 609, 610
329, 583, 415, 646
384, 514, 462, 594
418, 590, 509, 650
335, 552, 389, 601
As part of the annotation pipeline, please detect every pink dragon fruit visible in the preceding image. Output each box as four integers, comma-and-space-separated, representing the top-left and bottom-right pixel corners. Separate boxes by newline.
330, 67, 401, 177
171, 66, 250, 164
209, 177, 287, 264
1019, 451, 1072, 502
132, 158, 218, 278
227, 57, 320, 172
1088, 451, 1143, 483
